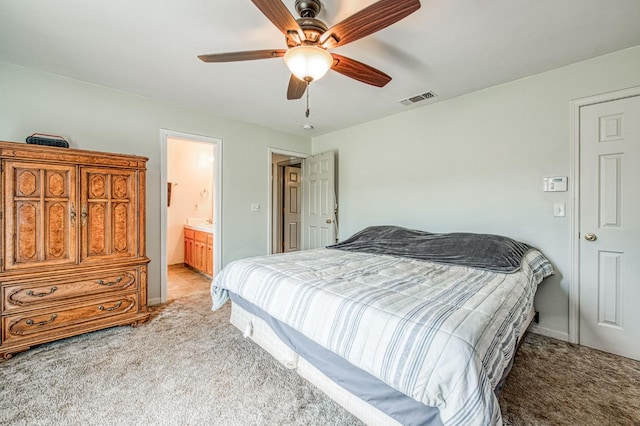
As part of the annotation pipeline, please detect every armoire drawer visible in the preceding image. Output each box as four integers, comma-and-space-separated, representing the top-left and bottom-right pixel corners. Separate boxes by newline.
2, 294, 139, 346
2, 269, 138, 314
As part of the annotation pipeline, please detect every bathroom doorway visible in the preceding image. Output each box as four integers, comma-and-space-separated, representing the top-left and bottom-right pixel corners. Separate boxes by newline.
160, 130, 222, 303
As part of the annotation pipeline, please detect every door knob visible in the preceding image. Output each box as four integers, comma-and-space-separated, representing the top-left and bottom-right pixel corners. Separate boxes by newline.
325, 219, 332, 224
584, 232, 597, 242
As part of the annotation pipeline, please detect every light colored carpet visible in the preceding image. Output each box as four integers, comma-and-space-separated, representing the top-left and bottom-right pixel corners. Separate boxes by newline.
1, 287, 639, 425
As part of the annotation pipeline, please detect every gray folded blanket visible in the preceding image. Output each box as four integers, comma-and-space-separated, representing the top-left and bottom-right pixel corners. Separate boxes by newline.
327, 225, 532, 273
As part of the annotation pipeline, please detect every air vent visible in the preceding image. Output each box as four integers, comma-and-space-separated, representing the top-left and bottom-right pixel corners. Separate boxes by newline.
399, 91, 438, 106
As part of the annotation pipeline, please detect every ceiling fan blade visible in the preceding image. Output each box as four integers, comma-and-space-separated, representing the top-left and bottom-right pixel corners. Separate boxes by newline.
320, 0, 420, 48
198, 49, 286, 62
330, 54, 391, 87
251, 0, 305, 45
287, 75, 307, 100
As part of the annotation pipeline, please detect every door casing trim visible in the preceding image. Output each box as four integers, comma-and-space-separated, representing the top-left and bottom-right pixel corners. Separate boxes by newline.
268, 148, 308, 254
159, 129, 222, 305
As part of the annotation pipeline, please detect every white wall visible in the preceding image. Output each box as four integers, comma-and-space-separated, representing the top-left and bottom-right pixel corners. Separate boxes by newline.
0, 61, 311, 304
312, 46, 640, 340
167, 138, 214, 265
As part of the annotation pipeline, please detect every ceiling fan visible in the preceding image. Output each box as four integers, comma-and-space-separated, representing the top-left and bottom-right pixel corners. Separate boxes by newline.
198, 0, 421, 112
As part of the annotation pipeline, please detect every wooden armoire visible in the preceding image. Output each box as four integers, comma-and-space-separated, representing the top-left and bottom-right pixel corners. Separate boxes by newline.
0, 141, 150, 359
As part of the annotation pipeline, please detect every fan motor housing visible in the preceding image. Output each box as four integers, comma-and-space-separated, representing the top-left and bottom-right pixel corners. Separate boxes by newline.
295, 0, 322, 18
290, 0, 327, 44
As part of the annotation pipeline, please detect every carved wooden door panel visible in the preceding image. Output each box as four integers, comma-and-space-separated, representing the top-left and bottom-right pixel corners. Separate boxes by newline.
80, 167, 137, 263
3, 161, 77, 269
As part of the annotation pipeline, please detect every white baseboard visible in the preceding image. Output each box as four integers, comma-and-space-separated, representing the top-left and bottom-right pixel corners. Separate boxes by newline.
148, 297, 162, 306
529, 323, 570, 342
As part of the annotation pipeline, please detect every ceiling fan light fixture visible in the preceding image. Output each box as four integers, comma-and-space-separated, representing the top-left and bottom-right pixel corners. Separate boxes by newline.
284, 45, 332, 82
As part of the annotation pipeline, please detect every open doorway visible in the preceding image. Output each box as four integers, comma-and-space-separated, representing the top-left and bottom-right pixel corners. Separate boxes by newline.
270, 149, 307, 254
160, 130, 222, 304
269, 149, 338, 254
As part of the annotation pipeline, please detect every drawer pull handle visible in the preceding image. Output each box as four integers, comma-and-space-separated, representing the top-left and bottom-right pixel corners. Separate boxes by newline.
25, 286, 58, 297
98, 301, 123, 311
70, 203, 76, 227
25, 314, 58, 327
96, 277, 123, 287
81, 204, 88, 226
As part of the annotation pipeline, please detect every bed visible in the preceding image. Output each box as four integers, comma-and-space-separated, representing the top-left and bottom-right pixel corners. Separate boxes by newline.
211, 226, 553, 425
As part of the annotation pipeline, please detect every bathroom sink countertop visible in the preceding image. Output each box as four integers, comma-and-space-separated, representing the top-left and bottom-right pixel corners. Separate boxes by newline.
185, 224, 214, 233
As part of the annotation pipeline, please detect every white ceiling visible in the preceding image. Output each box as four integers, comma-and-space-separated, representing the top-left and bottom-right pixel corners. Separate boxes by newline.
1, 0, 640, 137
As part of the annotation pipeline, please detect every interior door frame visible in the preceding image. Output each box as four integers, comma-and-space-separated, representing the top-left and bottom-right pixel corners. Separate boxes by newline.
159, 129, 222, 304
569, 85, 640, 344
277, 159, 302, 253
268, 148, 307, 254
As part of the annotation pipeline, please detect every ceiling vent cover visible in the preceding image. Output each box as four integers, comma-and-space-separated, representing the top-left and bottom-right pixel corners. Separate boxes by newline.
399, 91, 438, 106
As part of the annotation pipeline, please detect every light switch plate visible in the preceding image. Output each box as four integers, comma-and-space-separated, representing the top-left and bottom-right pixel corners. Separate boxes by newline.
553, 203, 566, 217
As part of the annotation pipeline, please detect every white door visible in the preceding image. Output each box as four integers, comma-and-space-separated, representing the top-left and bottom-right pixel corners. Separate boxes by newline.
283, 165, 301, 252
302, 151, 337, 249
579, 94, 640, 360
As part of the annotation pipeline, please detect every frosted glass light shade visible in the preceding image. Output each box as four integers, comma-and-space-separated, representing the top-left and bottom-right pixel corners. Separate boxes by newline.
284, 46, 333, 82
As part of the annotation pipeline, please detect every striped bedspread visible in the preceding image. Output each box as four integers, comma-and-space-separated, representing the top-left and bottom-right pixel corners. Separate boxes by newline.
211, 248, 553, 425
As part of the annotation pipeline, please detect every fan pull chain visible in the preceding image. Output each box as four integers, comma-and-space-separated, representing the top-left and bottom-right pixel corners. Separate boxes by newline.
305, 81, 310, 118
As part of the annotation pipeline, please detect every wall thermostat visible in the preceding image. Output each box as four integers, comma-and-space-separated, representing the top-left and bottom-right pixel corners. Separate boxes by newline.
543, 176, 568, 192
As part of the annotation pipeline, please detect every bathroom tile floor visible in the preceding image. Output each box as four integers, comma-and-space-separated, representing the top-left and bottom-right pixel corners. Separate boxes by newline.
167, 264, 211, 300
